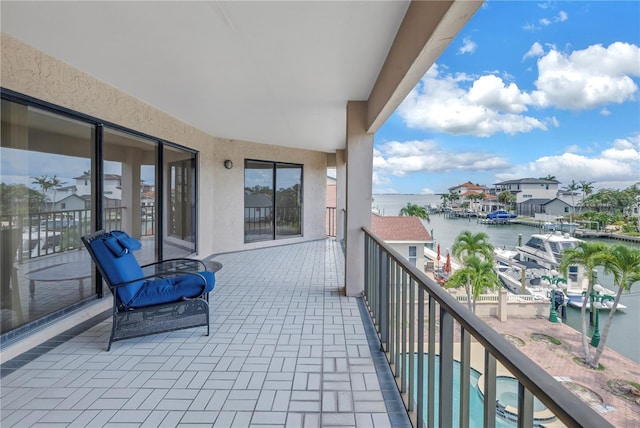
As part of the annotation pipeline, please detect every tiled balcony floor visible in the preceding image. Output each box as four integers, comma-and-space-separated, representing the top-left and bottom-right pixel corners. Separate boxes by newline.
1, 239, 410, 427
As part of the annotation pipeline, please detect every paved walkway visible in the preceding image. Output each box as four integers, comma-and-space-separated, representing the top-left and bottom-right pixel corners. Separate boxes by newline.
1, 239, 408, 428
484, 316, 640, 427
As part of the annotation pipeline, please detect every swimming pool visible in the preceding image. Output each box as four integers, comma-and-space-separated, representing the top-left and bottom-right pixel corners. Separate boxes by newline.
408, 355, 554, 427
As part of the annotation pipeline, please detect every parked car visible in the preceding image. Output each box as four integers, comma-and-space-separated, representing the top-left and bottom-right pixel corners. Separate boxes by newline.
486, 210, 517, 219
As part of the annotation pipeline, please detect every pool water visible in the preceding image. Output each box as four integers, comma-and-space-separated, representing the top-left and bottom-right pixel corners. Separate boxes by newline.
408, 355, 550, 427
495, 376, 547, 412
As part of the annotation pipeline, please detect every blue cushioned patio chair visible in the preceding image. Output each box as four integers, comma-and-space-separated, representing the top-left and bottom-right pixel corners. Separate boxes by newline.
82, 230, 217, 351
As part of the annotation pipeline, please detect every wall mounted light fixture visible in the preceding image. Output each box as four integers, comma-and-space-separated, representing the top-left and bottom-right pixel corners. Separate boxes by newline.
224, 160, 234, 169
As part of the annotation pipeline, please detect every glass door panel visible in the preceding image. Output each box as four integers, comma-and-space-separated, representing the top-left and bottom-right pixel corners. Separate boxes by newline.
164, 146, 196, 257
1, 100, 93, 333
275, 163, 302, 238
244, 160, 274, 242
103, 128, 158, 264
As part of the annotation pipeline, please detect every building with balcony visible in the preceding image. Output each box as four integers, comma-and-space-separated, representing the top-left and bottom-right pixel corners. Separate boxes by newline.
1, 2, 610, 427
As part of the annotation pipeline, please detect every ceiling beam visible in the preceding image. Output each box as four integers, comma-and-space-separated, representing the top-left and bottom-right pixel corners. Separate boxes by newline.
366, 0, 484, 134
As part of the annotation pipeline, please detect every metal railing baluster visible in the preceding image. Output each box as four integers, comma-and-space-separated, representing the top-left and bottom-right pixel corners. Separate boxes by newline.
380, 250, 389, 349
439, 308, 454, 427
518, 382, 534, 428
427, 296, 436, 428
360, 228, 614, 428
395, 262, 401, 379
408, 277, 415, 412
417, 286, 425, 428
401, 270, 407, 394
389, 260, 396, 365
460, 327, 471, 428
484, 350, 497, 428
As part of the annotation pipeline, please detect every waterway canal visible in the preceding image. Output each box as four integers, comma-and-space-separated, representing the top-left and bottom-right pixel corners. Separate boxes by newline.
372, 194, 640, 363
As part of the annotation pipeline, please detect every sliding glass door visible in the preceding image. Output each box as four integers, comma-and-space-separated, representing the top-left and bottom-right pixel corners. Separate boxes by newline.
1, 93, 199, 337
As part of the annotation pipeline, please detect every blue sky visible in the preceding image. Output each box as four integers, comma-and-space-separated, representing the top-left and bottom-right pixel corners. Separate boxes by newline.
373, 0, 640, 195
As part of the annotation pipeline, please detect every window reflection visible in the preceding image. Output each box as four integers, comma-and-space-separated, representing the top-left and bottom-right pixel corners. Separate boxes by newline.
1, 100, 93, 333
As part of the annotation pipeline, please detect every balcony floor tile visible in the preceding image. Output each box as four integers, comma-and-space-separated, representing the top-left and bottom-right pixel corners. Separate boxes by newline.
1, 239, 409, 427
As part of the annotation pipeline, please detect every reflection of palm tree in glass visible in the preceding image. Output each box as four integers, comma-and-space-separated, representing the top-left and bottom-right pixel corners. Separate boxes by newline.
31, 175, 54, 211
31, 175, 66, 211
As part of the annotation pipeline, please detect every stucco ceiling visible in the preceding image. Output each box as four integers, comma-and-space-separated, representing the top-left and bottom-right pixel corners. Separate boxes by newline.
1, 1, 412, 153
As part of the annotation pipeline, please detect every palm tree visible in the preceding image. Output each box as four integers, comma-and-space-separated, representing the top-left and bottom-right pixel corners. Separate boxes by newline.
49, 175, 66, 209
439, 193, 450, 209
497, 190, 514, 211
445, 255, 500, 313
558, 242, 609, 363
563, 180, 580, 223
452, 230, 494, 262
448, 191, 460, 208
31, 175, 54, 211
540, 174, 556, 181
589, 245, 640, 368
451, 231, 495, 310
398, 202, 429, 221
579, 180, 594, 198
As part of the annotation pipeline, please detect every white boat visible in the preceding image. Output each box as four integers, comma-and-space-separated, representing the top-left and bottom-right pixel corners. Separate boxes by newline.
566, 293, 627, 311
494, 257, 568, 305
494, 231, 626, 311
495, 232, 586, 291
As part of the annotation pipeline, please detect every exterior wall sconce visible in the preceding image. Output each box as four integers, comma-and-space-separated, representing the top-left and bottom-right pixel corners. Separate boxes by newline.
224, 160, 234, 169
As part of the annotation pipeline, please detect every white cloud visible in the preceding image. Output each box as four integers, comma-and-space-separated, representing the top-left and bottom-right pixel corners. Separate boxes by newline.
530, 9, 568, 29
458, 37, 477, 55
398, 65, 552, 136
523, 42, 545, 61
556, 11, 568, 22
467, 75, 532, 114
373, 187, 399, 194
533, 42, 640, 110
420, 188, 436, 195
501, 134, 640, 188
373, 139, 511, 177
372, 171, 391, 186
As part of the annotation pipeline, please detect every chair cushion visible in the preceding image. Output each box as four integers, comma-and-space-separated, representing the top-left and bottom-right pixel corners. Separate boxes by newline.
104, 231, 142, 257
129, 271, 215, 308
88, 232, 145, 306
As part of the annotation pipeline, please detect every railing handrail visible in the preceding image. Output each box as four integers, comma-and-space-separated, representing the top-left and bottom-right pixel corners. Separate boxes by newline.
362, 226, 612, 428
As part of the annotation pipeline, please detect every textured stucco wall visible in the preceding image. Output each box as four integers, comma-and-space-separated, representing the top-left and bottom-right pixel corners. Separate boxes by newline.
1, 33, 327, 256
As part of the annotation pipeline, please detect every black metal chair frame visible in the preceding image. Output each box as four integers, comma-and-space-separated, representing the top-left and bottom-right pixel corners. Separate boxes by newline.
81, 230, 213, 351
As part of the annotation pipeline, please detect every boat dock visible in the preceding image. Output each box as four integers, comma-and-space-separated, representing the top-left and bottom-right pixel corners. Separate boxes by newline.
574, 229, 640, 243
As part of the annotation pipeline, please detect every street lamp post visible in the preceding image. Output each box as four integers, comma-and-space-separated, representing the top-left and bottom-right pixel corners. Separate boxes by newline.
587, 284, 603, 347
541, 270, 567, 323
585, 284, 615, 347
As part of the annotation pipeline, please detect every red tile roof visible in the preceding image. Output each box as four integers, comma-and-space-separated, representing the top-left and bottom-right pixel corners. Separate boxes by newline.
371, 214, 432, 242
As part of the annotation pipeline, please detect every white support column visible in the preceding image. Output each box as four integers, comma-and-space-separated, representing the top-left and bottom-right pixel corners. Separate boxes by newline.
344, 101, 373, 297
